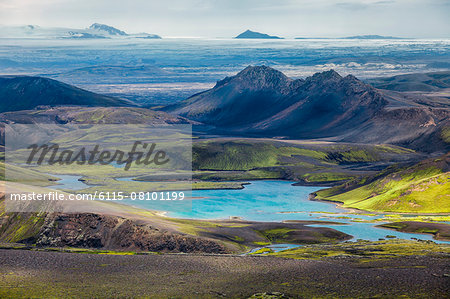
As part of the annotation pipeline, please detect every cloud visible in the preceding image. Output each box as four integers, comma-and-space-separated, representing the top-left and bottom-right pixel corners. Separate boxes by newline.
334, 2, 369, 10
373, 0, 396, 5
334, 0, 395, 10
0, 0, 448, 38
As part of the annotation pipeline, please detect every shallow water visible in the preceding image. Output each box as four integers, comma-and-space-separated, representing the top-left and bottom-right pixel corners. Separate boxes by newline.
51, 174, 88, 191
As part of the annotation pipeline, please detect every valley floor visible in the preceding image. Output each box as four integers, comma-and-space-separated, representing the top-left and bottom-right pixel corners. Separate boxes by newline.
0, 246, 449, 298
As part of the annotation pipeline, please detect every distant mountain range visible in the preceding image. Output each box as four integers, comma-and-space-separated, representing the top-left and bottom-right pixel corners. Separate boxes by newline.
165, 66, 449, 152
0, 24, 161, 39
0, 67, 448, 152
343, 35, 405, 40
46, 65, 169, 79
235, 30, 283, 39
0, 25, 411, 40
296, 35, 406, 40
0, 76, 132, 113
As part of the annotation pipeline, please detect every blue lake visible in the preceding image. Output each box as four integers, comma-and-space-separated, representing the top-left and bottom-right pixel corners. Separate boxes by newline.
51, 174, 89, 191
51, 178, 449, 244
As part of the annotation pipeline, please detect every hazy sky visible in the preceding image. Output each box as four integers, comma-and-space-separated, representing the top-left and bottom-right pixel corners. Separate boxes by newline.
0, 0, 449, 38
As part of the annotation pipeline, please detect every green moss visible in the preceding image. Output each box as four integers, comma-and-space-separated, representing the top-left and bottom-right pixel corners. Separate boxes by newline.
378, 221, 450, 240
250, 247, 274, 255
380, 223, 408, 230
253, 241, 271, 246
375, 145, 415, 154
416, 228, 439, 234
441, 126, 450, 143
192, 169, 283, 181
302, 172, 353, 182
0, 212, 46, 243
267, 239, 450, 260
259, 228, 295, 242
230, 236, 244, 242
339, 150, 379, 162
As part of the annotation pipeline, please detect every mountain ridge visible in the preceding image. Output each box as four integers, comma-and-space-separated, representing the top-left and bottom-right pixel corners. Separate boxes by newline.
166, 66, 387, 131
165, 66, 449, 152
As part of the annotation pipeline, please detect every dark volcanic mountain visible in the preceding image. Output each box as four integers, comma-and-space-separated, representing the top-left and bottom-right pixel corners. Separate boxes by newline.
0, 76, 132, 113
166, 66, 387, 137
235, 30, 282, 39
165, 66, 450, 152
169, 66, 296, 127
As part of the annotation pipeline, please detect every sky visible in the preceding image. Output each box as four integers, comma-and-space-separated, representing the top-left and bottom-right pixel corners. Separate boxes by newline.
0, 0, 449, 38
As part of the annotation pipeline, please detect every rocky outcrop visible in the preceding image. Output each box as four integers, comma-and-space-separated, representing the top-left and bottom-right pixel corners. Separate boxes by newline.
0, 196, 229, 254
35, 213, 229, 253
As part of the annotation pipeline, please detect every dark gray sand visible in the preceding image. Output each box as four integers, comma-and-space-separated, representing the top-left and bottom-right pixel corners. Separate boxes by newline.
0, 249, 449, 298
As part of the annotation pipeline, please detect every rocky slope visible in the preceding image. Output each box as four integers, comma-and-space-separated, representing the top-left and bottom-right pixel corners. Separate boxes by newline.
0, 210, 229, 253
36, 213, 229, 253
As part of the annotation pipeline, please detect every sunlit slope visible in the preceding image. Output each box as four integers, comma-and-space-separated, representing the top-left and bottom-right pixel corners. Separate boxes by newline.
314, 153, 449, 213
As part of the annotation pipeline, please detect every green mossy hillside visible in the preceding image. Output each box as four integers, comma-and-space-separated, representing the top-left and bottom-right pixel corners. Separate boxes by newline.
314, 153, 449, 213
